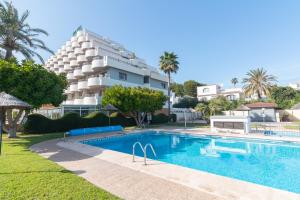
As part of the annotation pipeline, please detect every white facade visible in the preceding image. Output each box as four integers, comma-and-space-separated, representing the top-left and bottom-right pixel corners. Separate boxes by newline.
197, 84, 243, 101
44, 28, 168, 106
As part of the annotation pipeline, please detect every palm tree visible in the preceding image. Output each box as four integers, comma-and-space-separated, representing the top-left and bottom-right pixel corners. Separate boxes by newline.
0, 1, 53, 63
231, 77, 238, 87
243, 68, 277, 99
159, 52, 179, 117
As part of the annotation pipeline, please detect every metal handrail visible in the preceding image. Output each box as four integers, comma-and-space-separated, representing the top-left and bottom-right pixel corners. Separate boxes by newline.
144, 143, 157, 165
132, 142, 145, 162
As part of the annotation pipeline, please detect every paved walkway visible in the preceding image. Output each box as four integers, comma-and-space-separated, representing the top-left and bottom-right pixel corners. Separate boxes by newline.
31, 139, 220, 200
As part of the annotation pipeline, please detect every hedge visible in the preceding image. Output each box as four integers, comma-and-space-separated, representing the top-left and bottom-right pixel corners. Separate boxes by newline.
151, 113, 170, 124
23, 112, 135, 134
23, 112, 170, 133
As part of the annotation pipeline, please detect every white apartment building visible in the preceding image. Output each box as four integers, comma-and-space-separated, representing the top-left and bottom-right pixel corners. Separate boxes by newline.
44, 28, 168, 107
197, 84, 243, 101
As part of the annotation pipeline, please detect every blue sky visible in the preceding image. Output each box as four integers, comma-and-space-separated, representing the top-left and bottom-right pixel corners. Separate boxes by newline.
11, 0, 300, 87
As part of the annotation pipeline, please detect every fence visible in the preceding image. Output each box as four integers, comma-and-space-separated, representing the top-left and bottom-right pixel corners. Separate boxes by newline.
251, 122, 300, 137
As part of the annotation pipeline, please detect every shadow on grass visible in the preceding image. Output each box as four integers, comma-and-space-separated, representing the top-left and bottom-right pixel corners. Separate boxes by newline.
0, 169, 85, 175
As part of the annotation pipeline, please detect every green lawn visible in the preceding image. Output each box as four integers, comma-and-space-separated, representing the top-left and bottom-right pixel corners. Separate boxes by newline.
0, 133, 119, 200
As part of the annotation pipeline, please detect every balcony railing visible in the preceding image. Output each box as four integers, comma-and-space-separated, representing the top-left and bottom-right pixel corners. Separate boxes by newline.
68, 52, 76, 60
87, 77, 102, 88
82, 64, 93, 74
77, 55, 87, 63
82, 41, 93, 50
72, 41, 80, 48
63, 57, 69, 63
83, 96, 96, 105
70, 60, 79, 68
70, 83, 78, 92
73, 69, 84, 78
64, 64, 72, 71
91, 58, 104, 70
85, 49, 95, 59
78, 80, 88, 90
74, 47, 84, 55
66, 72, 75, 80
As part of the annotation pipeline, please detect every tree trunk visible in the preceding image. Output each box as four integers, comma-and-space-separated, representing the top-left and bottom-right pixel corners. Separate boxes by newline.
257, 91, 262, 99
167, 72, 171, 117
4, 109, 24, 138
5, 49, 13, 60
132, 112, 147, 127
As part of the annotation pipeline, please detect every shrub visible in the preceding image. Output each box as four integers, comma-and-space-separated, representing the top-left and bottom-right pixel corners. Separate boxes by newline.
151, 113, 169, 124
110, 112, 136, 127
170, 114, 177, 122
23, 111, 136, 134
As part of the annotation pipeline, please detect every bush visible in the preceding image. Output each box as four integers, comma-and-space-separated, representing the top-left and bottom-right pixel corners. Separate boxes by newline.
170, 114, 177, 122
23, 111, 136, 134
151, 113, 169, 124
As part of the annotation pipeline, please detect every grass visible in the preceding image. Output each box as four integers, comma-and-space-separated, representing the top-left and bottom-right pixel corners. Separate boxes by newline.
0, 133, 119, 200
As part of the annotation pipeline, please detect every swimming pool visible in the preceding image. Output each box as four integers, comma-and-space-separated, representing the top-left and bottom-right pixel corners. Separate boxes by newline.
83, 131, 300, 194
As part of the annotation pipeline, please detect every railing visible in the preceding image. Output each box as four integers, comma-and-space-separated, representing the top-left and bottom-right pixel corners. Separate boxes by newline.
251, 122, 300, 137
132, 142, 157, 165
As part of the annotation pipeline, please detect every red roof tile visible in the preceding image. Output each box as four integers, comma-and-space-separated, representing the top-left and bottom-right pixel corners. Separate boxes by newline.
245, 102, 277, 108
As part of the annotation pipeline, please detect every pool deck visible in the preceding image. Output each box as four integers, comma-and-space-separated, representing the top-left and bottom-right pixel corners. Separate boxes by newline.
31, 129, 300, 200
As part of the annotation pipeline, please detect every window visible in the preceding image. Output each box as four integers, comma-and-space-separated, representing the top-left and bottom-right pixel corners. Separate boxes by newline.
203, 88, 210, 93
144, 76, 149, 84
161, 82, 166, 89
119, 72, 127, 81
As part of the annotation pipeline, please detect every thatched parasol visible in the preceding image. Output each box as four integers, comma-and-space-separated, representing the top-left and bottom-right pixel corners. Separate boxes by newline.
0, 92, 31, 155
103, 104, 118, 126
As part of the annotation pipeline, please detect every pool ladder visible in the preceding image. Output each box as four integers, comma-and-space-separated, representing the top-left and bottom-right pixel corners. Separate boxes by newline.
132, 142, 157, 165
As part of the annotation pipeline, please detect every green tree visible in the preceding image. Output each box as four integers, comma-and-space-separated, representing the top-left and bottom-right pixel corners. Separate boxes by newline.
195, 102, 209, 120
159, 52, 179, 116
0, 60, 67, 108
231, 77, 238, 87
170, 83, 184, 97
183, 80, 204, 97
0, 59, 67, 137
102, 85, 167, 127
270, 86, 297, 109
172, 96, 198, 108
243, 68, 277, 99
0, 1, 53, 62
208, 96, 231, 115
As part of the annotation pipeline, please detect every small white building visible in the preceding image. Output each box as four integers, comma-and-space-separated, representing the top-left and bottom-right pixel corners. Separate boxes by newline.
197, 84, 243, 101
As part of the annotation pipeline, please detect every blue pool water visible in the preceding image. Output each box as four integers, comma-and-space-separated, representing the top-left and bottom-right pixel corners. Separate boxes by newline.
83, 131, 300, 194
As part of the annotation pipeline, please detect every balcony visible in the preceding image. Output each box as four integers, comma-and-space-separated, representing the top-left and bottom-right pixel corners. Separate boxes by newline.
78, 80, 88, 90
66, 72, 75, 80
58, 60, 64, 66
53, 64, 59, 69
82, 64, 93, 74
78, 35, 86, 44
71, 36, 77, 42
91, 59, 104, 70
61, 50, 67, 57
87, 77, 101, 88
81, 41, 92, 50
68, 52, 76, 60
58, 68, 65, 74
77, 55, 87, 63
72, 41, 80, 48
63, 57, 69, 63
70, 60, 79, 68
85, 49, 95, 59
74, 47, 83, 55
74, 98, 84, 105
66, 46, 73, 53
64, 88, 71, 94
64, 64, 72, 71
70, 83, 78, 92
56, 54, 62, 60
61, 45, 66, 51
66, 41, 72, 47
83, 96, 96, 105
73, 68, 84, 78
